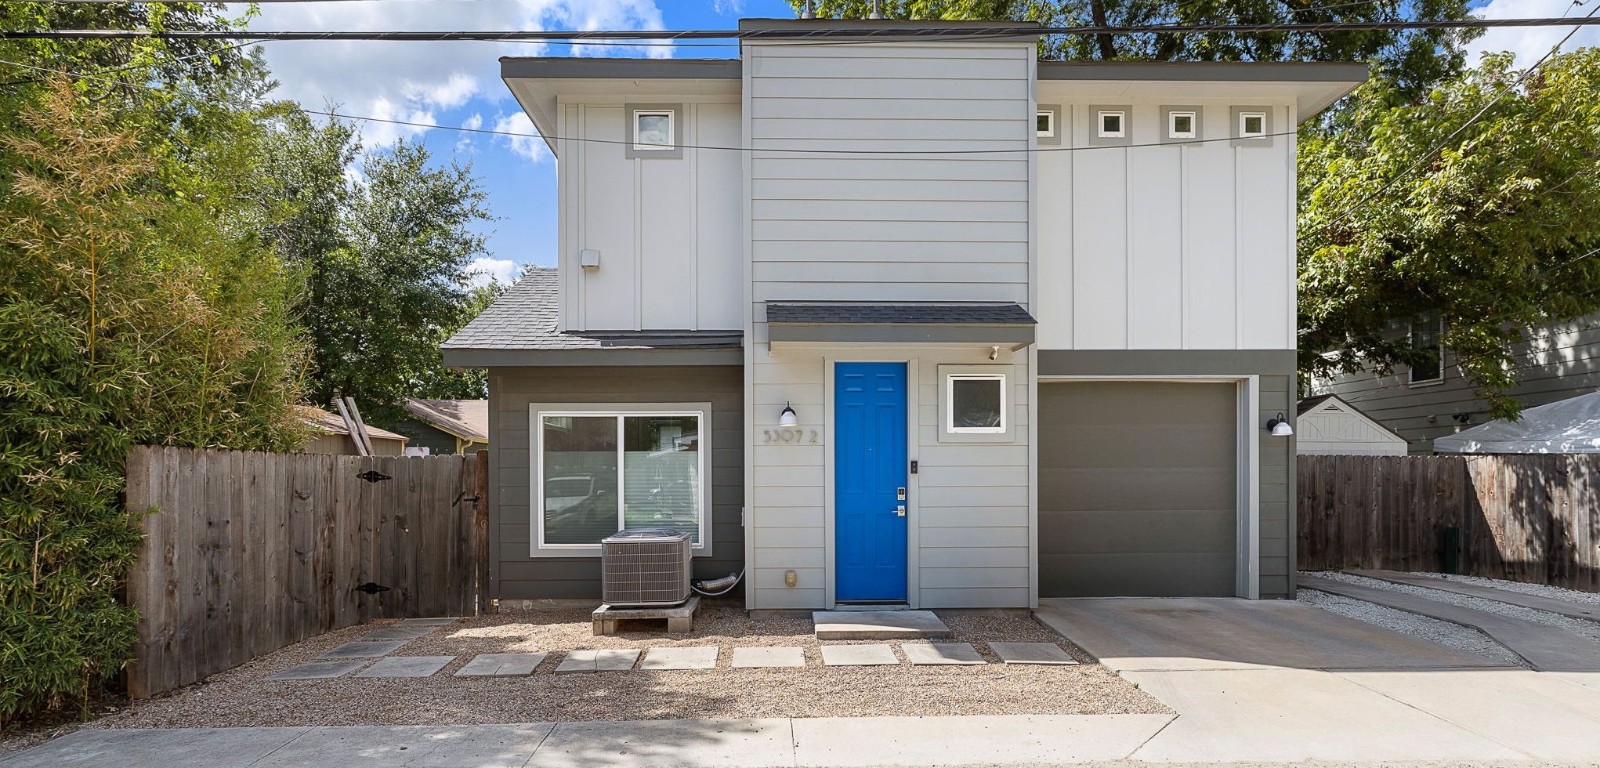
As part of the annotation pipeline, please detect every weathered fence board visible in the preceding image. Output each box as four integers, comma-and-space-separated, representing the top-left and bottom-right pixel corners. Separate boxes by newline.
1299, 454, 1600, 591
123, 446, 485, 699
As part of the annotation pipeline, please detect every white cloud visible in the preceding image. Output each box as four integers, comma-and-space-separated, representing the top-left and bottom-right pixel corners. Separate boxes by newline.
1466, 0, 1600, 67
713, 0, 746, 15
245, 0, 670, 149
455, 113, 484, 154
493, 111, 550, 163
466, 257, 521, 288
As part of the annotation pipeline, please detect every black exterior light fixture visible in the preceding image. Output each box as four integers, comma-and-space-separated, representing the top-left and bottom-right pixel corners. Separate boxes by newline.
1266, 412, 1294, 437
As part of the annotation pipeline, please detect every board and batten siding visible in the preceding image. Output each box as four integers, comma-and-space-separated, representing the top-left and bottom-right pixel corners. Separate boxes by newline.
1035, 99, 1296, 351
745, 40, 1034, 341
558, 99, 742, 332
1315, 314, 1600, 452
487, 366, 744, 600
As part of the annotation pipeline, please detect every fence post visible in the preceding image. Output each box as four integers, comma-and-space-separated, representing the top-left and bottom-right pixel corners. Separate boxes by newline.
475, 449, 491, 615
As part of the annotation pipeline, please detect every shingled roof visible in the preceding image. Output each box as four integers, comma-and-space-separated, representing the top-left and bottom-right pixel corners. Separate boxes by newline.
441, 268, 742, 366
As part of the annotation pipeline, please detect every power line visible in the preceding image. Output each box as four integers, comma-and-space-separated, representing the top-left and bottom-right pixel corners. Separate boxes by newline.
5, 17, 1600, 41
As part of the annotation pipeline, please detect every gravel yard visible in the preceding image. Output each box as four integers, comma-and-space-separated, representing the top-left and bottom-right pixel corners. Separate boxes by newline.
88, 604, 1166, 730
1408, 571, 1600, 608
1309, 571, 1600, 643
1296, 586, 1524, 666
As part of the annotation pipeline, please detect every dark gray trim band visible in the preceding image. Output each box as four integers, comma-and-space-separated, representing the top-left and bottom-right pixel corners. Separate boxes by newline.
740, 18, 1041, 32
769, 324, 1035, 346
1039, 61, 1369, 83
444, 347, 742, 368
1038, 349, 1298, 376
501, 57, 740, 80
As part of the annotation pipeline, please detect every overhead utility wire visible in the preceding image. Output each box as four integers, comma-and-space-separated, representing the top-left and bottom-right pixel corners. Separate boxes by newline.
6, 17, 1600, 40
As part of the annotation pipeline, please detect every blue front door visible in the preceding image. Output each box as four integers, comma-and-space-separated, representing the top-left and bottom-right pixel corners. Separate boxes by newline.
835, 362, 908, 602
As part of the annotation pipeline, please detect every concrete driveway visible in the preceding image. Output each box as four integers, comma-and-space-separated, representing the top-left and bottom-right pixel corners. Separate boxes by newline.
1036, 597, 1600, 764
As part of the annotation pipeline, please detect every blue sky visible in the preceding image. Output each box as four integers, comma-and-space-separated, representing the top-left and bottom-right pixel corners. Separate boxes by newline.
240, 0, 1590, 286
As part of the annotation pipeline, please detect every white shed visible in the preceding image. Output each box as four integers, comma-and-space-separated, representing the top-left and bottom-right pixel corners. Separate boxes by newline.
1434, 390, 1600, 454
1296, 395, 1409, 455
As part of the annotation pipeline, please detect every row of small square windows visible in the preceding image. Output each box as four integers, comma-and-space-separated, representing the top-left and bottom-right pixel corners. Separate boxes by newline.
1035, 108, 1270, 141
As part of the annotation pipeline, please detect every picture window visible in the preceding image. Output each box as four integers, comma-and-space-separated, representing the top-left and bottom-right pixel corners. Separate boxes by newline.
1168, 110, 1197, 139
1238, 111, 1267, 139
1097, 110, 1126, 138
946, 374, 1006, 434
632, 109, 675, 151
1036, 110, 1056, 138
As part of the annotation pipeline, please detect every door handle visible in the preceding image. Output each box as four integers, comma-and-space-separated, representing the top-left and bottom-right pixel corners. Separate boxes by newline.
894, 505, 906, 517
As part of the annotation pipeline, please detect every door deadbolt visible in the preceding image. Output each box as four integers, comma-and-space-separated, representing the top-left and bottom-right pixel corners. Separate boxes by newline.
896, 487, 907, 501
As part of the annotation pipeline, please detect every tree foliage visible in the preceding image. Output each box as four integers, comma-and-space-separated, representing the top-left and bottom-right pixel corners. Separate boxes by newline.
793, 0, 1475, 98
1299, 50, 1600, 418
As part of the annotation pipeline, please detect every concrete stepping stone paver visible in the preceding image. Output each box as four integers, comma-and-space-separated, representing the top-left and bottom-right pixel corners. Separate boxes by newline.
554, 648, 641, 673
903, 642, 986, 665
732, 646, 806, 668
354, 655, 455, 678
821, 644, 899, 666
640, 646, 719, 670
813, 610, 951, 640
267, 659, 367, 680
319, 640, 408, 659
990, 642, 1078, 665
455, 652, 547, 677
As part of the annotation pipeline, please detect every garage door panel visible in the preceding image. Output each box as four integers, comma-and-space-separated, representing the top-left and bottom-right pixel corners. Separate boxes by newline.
1039, 381, 1238, 598
1041, 467, 1234, 512
1039, 553, 1236, 597
1039, 509, 1236, 555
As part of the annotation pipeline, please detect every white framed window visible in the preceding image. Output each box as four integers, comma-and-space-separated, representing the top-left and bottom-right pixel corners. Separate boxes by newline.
1238, 111, 1268, 139
1036, 110, 1056, 138
1097, 110, 1126, 138
1168, 110, 1197, 139
947, 373, 1007, 434
632, 109, 675, 151
1408, 312, 1445, 385
532, 406, 708, 553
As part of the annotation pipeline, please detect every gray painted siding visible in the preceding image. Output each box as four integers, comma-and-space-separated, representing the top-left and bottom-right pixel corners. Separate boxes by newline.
389, 419, 461, 455
488, 366, 744, 600
1315, 315, 1600, 452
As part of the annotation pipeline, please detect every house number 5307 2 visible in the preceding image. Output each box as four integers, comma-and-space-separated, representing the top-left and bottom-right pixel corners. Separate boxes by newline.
762, 428, 818, 444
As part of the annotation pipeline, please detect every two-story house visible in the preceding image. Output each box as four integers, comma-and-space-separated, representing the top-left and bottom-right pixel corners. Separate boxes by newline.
442, 17, 1367, 609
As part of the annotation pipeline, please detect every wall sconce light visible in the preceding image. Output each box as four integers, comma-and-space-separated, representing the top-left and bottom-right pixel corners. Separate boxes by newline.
779, 401, 798, 427
1266, 413, 1294, 437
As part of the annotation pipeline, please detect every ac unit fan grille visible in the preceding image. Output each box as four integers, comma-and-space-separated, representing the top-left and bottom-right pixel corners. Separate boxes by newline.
602, 530, 692, 607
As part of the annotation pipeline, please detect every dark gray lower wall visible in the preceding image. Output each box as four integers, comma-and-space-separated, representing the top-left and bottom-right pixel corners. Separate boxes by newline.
488, 365, 744, 600
389, 420, 458, 455
1038, 350, 1297, 598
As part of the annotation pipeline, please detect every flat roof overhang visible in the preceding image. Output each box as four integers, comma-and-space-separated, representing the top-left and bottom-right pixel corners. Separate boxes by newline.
1038, 61, 1369, 121
766, 301, 1036, 349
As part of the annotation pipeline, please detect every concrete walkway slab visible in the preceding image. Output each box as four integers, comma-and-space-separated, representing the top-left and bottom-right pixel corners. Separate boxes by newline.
813, 610, 951, 640
1302, 574, 1600, 672
354, 655, 454, 678
1352, 569, 1600, 622
266, 659, 367, 680
990, 642, 1077, 665
319, 640, 407, 659
730, 646, 805, 668
1036, 596, 1508, 671
554, 648, 640, 673
455, 652, 546, 677
535, 718, 793, 768
250, 724, 553, 768
791, 714, 1174, 766
360, 625, 437, 641
0, 727, 310, 768
1125, 668, 1526, 763
1338, 668, 1600, 762
820, 644, 898, 666
396, 617, 458, 627
640, 646, 718, 670
902, 642, 984, 665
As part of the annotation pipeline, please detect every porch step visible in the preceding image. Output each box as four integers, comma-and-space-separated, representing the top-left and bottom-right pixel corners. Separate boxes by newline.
813, 610, 952, 640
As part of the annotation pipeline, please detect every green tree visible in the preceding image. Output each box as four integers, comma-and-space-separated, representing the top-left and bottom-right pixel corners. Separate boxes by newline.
794, 0, 1475, 98
1299, 50, 1600, 418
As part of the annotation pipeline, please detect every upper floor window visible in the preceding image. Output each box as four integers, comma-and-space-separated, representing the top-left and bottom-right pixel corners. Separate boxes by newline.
1168, 110, 1197, 139
1408, 312, 1444, 385
632, 109, 675, 151
1036, 110, 1056, 139
1097, 110, 1126, 138
1237, 111, 1268, 139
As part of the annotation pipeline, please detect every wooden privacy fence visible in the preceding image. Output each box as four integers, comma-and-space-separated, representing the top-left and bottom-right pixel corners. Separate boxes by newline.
1298, 454, 1600, 591
123, 446, 489, 698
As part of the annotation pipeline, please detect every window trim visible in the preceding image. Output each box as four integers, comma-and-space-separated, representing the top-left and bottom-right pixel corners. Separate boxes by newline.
631, 109, 675, 151
1036, 104, 1063, 146
1168, 110, 1197, 139
1036, 109, 1056, 138
530, 404, 710, 556
1097, 110, 1127, 138
1407, 314, 1446, 386
946, 373, 1008, 435
624, 102, 684, 159
1231, 106, 1272, 144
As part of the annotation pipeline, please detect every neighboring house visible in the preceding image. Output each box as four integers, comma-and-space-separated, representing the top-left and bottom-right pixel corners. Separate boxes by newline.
1434, 390, 1600, 454
295, 405, 409, 456
1295, 395, 1408, 456
393, 398, 490, 455
443, 17, 1366, 607
1312, 313, 1600, 453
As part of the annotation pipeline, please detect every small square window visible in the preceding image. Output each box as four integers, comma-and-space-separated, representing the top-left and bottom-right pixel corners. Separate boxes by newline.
1097, 110, 1126, 138
633, 109, 675, 151
947, 374, 1006, 434
1168, 110, 1196, 139
1238, 111, 1267, 138
1036, 110, 1056, 138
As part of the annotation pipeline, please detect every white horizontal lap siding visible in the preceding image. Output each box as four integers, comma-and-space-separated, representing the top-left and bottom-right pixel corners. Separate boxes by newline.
1035, 101, 1295, 350
747, 41, 1032, 305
